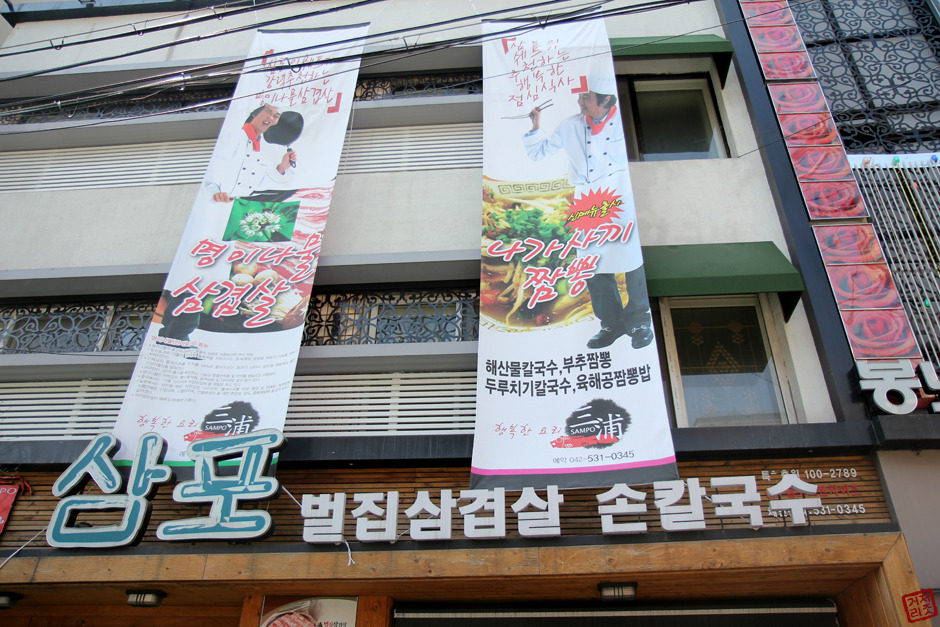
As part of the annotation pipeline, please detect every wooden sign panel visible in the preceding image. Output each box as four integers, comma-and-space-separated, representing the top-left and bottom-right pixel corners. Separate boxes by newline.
0, 455, 889, 550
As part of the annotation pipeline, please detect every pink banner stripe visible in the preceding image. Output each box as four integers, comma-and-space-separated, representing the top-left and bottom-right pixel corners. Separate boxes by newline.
472, 455, 678, 476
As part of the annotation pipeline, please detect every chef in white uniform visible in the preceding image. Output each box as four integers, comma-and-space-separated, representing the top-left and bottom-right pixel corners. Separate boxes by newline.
204, 103, 297, 203
522, 72, 653, 350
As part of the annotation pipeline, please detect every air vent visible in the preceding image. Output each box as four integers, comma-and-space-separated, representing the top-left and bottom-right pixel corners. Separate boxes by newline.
0, 371, 477, 440
0, 123, 483, 192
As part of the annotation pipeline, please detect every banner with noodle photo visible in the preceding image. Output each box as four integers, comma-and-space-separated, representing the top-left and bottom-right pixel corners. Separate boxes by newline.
472, 17, 678, 490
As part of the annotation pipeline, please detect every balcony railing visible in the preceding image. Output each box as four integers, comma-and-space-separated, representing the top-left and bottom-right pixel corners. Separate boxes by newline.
0, 287, 480, 355
0, 73, 483, 125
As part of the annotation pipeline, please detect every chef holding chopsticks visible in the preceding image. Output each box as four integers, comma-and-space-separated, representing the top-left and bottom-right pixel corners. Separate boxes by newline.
521, 71, 653, 351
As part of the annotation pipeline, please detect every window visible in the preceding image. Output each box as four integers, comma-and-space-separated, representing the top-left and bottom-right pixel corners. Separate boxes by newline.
373, 298, 476, 344
659, 295, 796, 428
618, 75, 728, 161
302, 287, 479, 345
0, 301, 153, 354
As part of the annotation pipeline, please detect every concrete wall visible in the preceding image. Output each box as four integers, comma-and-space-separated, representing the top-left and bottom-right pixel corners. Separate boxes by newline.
878, 450, 940, 589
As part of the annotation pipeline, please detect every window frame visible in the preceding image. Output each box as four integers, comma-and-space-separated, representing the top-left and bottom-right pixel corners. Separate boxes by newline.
617, 73, 729, 162
658, 294, 799, 428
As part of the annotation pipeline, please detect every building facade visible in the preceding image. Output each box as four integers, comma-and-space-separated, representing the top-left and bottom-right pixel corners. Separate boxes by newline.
0, 0, 938, 625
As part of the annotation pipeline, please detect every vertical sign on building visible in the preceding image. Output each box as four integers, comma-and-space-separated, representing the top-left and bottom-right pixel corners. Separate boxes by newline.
0, 477, 26, 538
112, 26, 368, 467
473, 18, 678, 489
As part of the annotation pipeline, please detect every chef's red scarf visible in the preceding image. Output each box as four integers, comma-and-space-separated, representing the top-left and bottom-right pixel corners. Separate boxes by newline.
242, 123, 262, 152
588, 105, 618, 136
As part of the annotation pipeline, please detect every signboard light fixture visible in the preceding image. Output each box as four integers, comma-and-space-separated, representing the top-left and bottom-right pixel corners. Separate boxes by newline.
0, 592, 22, 610
598, 582, 637, 601
126, 590, 166, 608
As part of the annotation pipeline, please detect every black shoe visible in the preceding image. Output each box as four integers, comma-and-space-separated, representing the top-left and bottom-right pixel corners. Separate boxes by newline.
587, 326, 626, 349
629, 324, 654, 349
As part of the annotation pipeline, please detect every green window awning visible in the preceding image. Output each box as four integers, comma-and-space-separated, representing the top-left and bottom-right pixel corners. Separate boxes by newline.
610, 34, 735, 85
641, 241, 804, 318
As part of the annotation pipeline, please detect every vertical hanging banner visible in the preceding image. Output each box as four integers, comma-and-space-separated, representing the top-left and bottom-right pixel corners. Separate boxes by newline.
473, 18, 678, 489
0, 479, 24, 538
112, 26, 368, 467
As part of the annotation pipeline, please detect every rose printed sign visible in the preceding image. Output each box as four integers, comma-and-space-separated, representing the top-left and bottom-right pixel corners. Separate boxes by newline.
815, 225, 885, 265
743, 2, 918, 368
472, 17, 677, 490
813, 220, 921, 361
111, 27, 367, 467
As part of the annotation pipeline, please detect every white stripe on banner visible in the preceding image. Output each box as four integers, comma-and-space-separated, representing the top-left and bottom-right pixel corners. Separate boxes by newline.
111, 27, 369, 467
472, 18, 678, 490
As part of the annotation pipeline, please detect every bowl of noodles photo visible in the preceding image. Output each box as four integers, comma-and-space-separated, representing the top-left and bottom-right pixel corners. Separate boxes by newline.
481, 176, 595, 332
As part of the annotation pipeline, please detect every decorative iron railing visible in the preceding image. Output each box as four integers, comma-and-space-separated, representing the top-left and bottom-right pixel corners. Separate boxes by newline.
792, 0, 940, 154
0, 72, 483, 126
0, 301, 154, 354
302, 288, 479, 346
0, 88, 234, 125
355, 73, 481, 100
0, 287, 480, 355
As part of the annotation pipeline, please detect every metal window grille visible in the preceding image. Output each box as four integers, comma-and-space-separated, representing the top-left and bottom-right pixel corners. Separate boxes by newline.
792, 0, 940, 153
303, 288, 479, 346
0, 287, 480, 355
0, 301, 154, 355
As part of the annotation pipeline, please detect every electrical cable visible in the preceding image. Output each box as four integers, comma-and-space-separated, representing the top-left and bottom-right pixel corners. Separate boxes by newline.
0, 0, 289, 52
3, 0, 818, 118
0, 526, 47, 571
0, 0, 391, 83
0, 0, 598, 121
0, 0, 598, 109
0, 0, 683, 119
0, 0, 835, 155
3, 0, 832, 123
0, 0, 831, 194
0, 7, 584, 131
0, 0, 305, 57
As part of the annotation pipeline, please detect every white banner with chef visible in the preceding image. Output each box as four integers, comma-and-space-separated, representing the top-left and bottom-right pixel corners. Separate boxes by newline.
472, 17, 678, 490
112, 26, 367, 468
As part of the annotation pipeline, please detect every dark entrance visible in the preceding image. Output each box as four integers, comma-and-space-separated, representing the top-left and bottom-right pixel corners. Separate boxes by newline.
396, 603, 840, 627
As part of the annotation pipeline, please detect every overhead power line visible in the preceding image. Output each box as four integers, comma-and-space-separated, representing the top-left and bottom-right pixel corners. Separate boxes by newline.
0, 0, 390, 83
0, 0, 607, 111
0, 0, 832, 123
0, 0, 777, 137
0, 0, 305, 59
0, 0, 771, 145
3, 0, 830, 151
